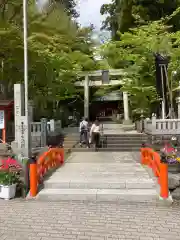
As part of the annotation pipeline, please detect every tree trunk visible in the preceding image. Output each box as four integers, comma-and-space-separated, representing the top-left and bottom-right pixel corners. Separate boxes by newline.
116, 0, 133, 33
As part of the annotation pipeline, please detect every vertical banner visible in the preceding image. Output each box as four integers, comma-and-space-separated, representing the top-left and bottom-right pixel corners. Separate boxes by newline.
0, 110, 4, 129
154, 53, 170, 117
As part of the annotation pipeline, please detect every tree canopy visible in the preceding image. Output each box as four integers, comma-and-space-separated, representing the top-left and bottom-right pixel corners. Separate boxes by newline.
101, 0, 180, 39
100, 2, 180, 118
0, 0, 97, 119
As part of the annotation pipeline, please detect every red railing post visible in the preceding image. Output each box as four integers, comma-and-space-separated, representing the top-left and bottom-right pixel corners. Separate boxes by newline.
30, 163, 38, 197
141, 148, 145, 164
61, 149, 64, 164
160, 162, 169, 199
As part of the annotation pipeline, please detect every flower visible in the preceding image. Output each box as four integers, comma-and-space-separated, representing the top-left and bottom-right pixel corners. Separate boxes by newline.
0, 158, 22, 171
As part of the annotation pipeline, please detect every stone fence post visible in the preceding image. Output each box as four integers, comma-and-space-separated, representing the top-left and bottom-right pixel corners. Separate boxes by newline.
50, 119, 55, 132
151, 114, 157, 133
41, 118, 47, 147
151, 113, 157, 144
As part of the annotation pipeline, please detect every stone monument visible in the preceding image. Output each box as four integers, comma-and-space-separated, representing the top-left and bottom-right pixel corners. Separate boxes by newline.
13, 84, 31, 159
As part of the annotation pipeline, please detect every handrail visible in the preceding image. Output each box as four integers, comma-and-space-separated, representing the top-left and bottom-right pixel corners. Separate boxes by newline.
29, 147, 64, 197
141, 148, 168, 199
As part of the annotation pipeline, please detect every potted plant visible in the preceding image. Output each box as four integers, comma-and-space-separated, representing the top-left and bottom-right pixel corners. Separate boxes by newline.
0, 171, 19, 200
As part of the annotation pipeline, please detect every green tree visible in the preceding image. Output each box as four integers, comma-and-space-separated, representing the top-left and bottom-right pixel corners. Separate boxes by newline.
54, 0, 79, 17
101, 0, 180, 38
0, 0, 96, 119
101, 19, 180, 117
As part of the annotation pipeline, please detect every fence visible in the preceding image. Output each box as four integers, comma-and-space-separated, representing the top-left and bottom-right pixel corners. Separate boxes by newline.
31, 119, 62, 148
29, 147, 64, 197
141, 148, 169, 199
136, 116, 180, 136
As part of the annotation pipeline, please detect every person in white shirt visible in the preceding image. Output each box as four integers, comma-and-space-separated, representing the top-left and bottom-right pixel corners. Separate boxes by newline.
79, 117, 89, 147
90, 119, 101, 150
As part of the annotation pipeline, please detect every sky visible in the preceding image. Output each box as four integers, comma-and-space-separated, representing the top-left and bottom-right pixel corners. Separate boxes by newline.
37, 0, 111, 31
77, 0, 111, 30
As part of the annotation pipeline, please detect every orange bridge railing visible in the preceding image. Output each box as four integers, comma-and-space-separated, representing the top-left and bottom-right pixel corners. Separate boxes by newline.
29, 148, 64, 197
141, 148, 168, 199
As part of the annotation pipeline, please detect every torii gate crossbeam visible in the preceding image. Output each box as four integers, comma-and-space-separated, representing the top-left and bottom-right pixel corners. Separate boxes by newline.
76, 69, 131, 124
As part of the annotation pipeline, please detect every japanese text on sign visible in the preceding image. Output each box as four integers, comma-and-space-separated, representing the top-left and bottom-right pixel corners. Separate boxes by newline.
0, 110, 5, 129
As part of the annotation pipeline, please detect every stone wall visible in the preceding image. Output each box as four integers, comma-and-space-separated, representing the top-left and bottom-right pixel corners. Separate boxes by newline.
169, 172, 180, 200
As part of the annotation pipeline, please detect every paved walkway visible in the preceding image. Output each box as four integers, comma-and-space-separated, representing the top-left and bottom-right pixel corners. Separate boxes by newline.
0, 131, 177, 240
37, 152, 157, 202
0, 200, 180, 240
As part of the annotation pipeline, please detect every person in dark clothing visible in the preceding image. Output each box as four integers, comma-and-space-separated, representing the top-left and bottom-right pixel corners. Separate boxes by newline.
79, 117, 89, 148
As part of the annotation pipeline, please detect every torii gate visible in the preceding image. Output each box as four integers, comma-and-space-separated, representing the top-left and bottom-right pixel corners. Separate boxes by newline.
75, 69, 131, 124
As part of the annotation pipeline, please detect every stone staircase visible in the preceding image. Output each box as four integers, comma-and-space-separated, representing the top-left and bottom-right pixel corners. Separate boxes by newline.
105, 133, 148, 151
73, 133, 148, 152
36, 152, 158, 203
63, 133, 79, 154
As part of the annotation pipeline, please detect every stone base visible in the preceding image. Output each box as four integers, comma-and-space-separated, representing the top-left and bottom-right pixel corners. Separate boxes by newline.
123, 119, 133, 125
11, 141, 20, 155
0, 143, 8, 151
168, 163, 180, 173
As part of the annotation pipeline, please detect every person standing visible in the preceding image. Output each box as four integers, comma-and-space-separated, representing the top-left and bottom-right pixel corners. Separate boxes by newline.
79, 117, 89, 147
90, 119, 102, 151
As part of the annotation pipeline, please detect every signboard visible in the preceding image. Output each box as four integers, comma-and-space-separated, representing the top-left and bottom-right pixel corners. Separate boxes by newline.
95, 91, 123, 102
0, 110, 5, 129
14, 84, 24, 141
102, 70, 109, 84
16, 116, 30, 158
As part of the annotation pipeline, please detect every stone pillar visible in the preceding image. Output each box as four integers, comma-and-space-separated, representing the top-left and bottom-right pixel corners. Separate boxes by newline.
176, 82, 180, 119
41, 118, 47, 147
84, 75, 89, 119
123, 92, 132, 124
161, 101, 165, 119
28, 100, 34, 122
14, 84, 31, 159
176, 97, 180, 119
14, 84, 24, 141
50, 119, 55, 132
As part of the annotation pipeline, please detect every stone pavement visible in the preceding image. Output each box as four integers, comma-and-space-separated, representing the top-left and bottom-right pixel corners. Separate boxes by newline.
37, 152, 157, 202
0, 200, 180, 240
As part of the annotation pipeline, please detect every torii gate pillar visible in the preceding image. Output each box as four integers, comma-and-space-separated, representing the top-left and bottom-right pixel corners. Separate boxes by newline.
84, 75, 89, 119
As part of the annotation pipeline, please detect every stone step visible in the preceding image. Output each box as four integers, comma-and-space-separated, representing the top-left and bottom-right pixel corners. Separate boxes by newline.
64, 137, 78, 140
106, 139, 146, 142
53, 164, 146, 173
57, 162, 143, 169
44, 178, 155, 189
64, 140, 79, 143
51, 172, 149, 179
104, 134, 146, 137
64, 143, 77, 148
107, 143, 142, 147
67, 153, 139, 163
105, 136, 147, 138
72, 148, 140, 152
105, 137, 148, 141
37, 188, 158, 203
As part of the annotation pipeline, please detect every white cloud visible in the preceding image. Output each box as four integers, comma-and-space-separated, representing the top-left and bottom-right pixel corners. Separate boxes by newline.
77, 0, 111, 29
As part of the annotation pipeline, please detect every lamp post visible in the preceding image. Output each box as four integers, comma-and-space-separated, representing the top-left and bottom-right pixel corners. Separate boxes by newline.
23, 0, 30, 157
